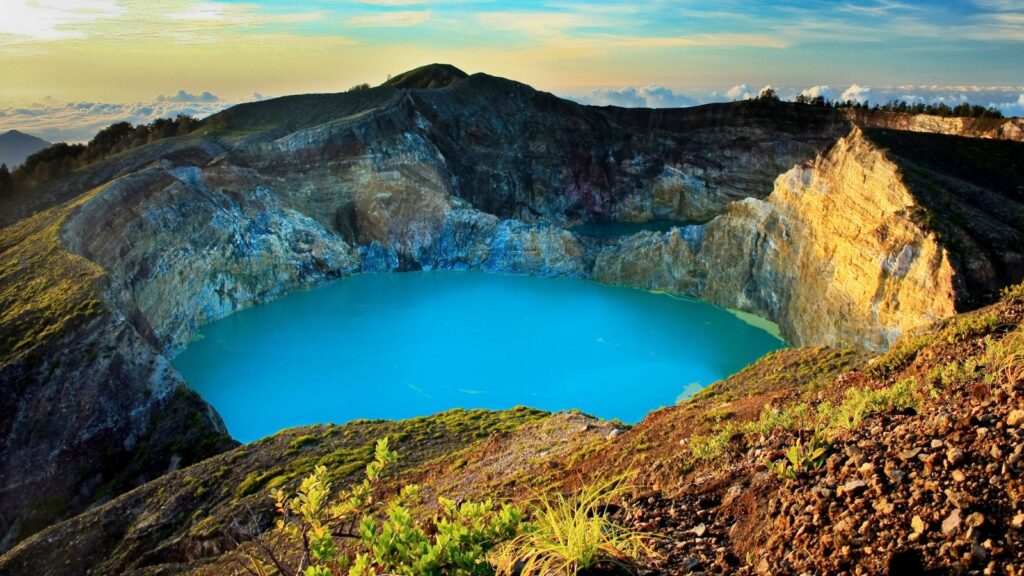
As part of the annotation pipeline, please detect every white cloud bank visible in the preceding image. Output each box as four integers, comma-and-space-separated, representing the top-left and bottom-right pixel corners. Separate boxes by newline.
0, 91, 265, 143
572, 86, 698, 108
157, 89, 220, 103
566, 83, 1024, 117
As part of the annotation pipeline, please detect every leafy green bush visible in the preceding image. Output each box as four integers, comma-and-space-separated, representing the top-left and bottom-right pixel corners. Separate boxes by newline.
254, 438, 647, 576
745, 403, 812, 439
261, 438, 522, 576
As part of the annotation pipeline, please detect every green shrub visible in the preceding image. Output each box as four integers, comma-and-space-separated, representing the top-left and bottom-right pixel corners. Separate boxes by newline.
688, 425, 738, 463
818, 377, 923, 436
255, 438, 646, 576
867, 334, 931, 379
745, 403, 812, 438
941, 311, 1000, 344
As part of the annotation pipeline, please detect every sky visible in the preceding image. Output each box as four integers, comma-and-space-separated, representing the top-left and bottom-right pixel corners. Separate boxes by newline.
1, 0, 1023, 142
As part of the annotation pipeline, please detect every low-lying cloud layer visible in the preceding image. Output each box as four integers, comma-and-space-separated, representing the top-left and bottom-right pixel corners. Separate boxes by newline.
567, 84, 1024, 117
157, 89, 220, 103
0, 91, 261, 143
574, 86, 697, 108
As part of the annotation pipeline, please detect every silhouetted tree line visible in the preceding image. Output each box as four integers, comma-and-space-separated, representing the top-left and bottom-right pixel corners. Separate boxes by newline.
0, 163, 12, 197
793, 94, 1004, 119
5, 115, 199, 193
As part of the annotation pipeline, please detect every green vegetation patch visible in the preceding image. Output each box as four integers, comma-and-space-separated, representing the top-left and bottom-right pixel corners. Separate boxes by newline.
0, 189, 107, 366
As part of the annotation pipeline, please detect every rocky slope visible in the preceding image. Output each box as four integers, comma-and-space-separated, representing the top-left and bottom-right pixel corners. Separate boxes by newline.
0, 64, 1022, 555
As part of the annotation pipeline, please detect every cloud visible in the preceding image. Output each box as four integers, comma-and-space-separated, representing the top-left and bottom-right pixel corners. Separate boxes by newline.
570, 86, 697, 108
725, 84, 754, 101
605, 33, 787, 49
840, 84, 873, 103
794, 83, 1024, 115
347, 10, 431, 27
167, 2, 229, 21
157, 89, 220, 103
800, 85, 836, 100
0, 1, 324, 46
0, 95, 257, 143
561, 83, 1024, 116
1003, 94, 1024, 116
0, 0, 125, 41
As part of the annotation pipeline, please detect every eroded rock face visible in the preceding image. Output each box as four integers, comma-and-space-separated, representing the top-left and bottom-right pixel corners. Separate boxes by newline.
594, 129, 962, 350
846, 110, 1024, 142
63, 168, 361, 353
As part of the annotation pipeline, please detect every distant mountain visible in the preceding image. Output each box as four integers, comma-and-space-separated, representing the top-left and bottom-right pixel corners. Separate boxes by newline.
0, 130, 51, 169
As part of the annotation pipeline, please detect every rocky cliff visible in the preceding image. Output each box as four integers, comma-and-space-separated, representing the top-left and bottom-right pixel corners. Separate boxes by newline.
592, 126, 1024, 350
0, 64, 1021, 553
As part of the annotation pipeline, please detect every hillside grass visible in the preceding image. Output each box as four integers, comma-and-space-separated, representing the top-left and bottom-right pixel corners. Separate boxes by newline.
0, 186, 107, 367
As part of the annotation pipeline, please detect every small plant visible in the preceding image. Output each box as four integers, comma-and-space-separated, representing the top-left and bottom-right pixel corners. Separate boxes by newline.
986, 329, 1024, 386
492, 477, 652, 576
769, 431, 830, 481
867, 334, 931, 379
818, 377, 924, 436
688, 425, 738, 463
745, 403, 812, 438
941, 311, 1001, 344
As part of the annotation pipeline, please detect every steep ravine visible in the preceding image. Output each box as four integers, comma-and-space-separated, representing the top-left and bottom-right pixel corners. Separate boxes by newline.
1, 67, 1022, 556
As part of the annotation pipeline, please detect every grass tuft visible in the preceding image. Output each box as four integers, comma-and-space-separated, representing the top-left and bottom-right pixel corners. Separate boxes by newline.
492, 476, 652, 575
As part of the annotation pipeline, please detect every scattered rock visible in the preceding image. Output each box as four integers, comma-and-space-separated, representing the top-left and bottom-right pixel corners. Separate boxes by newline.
942, 510, 962, 536
841, 480, 867, 495
966, 512, 985, 528
1007, 410, 1024, 428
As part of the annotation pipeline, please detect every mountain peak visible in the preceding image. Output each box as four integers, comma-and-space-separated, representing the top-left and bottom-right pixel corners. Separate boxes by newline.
382, 63, 468, 90
0, 130, 51, 168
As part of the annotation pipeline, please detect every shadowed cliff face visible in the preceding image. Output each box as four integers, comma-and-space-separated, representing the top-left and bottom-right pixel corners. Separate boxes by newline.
0, 65, 1022, 553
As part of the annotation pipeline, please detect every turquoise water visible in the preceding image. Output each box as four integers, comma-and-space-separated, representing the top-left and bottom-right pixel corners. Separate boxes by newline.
174, 272, 784, 442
